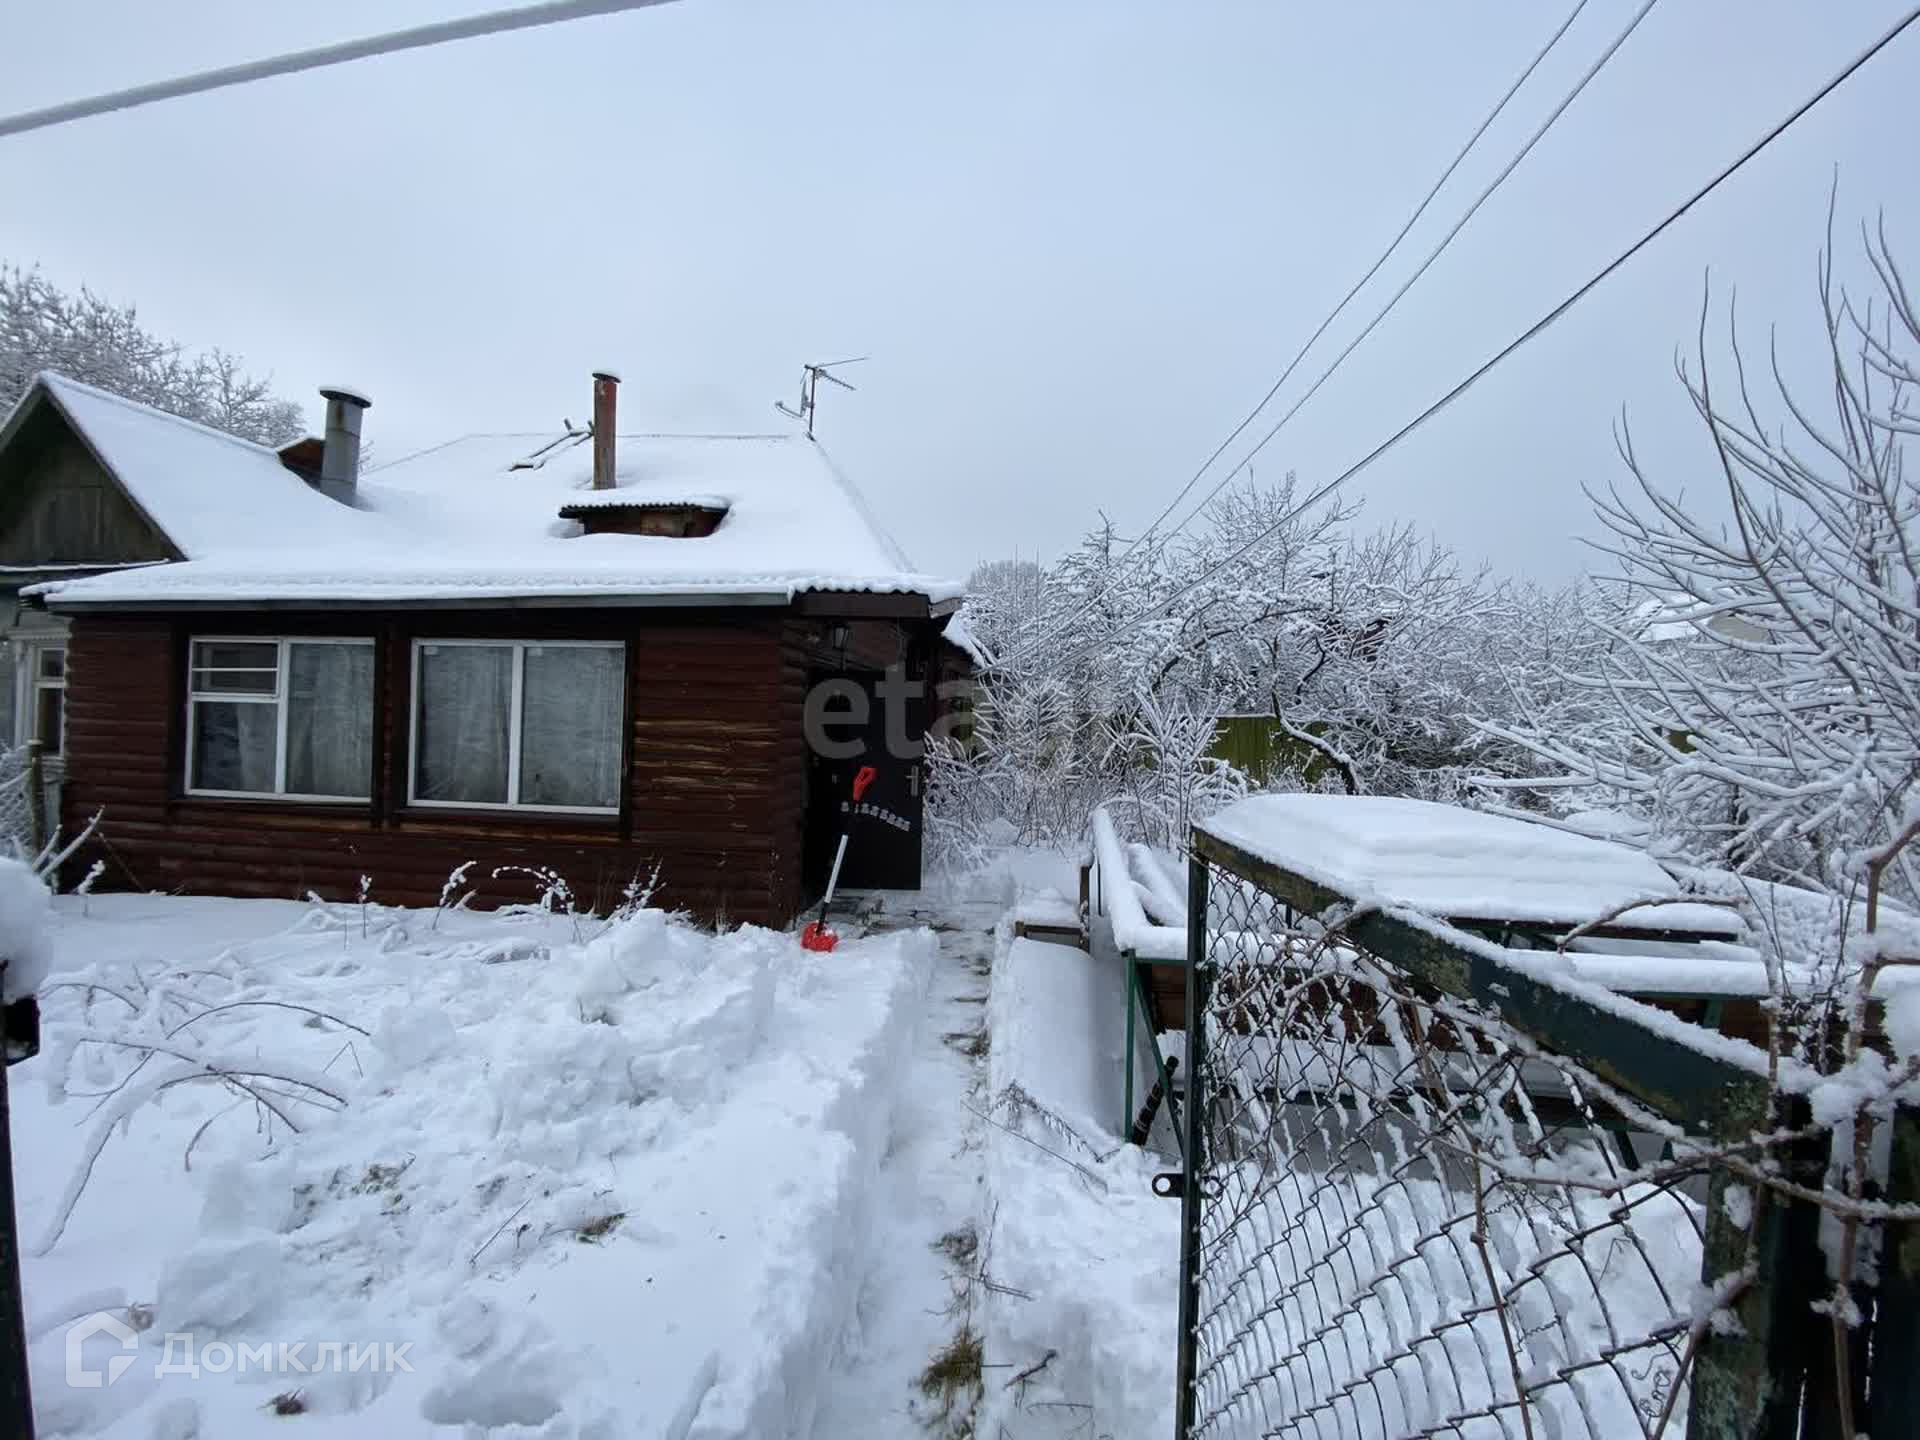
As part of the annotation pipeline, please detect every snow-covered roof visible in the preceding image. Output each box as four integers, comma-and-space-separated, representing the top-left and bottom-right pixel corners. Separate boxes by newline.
1201, 793, 1742, 936
19, 373, 959, 609
23, 372, 373, 560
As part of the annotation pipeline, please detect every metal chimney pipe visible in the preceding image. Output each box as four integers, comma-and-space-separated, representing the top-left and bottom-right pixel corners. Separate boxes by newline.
317, 385, 371, 505
591, 370, 619, 491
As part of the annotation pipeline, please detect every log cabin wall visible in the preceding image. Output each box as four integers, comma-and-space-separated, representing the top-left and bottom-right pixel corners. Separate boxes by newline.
61, 608, 811, 925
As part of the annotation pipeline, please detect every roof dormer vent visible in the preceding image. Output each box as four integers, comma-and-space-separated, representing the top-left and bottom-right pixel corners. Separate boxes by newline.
558, 498, 729, 538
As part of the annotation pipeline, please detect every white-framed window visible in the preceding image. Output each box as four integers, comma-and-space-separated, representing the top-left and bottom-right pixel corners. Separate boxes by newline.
186, 638, 375, 800
409, 640, 624, 813
18, 641, 65, 758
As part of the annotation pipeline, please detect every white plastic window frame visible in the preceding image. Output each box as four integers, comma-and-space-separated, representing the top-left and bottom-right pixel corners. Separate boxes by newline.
19, 640, 66, 756
406, 638, 624, 816
183, 636, 374, 802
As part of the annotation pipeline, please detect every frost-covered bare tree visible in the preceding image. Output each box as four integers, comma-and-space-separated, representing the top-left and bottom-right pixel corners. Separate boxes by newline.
930, 471, 1567, 857
1244, 524, 1536, 801
1482, 217, 1920, 905
1099, 687, 1248, 847
958, 557, 1044, 660
0, 264, 304, 444
1474, 218, 1920, 1425
1489, 211, 1920, 1436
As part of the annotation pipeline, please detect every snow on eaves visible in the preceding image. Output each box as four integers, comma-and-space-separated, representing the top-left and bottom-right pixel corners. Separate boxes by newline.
25, 378, 960, 607
557, 492, 731, 512
38, 561, 953, 606
1201, 793, 1743, 936
940, 603, 990, 666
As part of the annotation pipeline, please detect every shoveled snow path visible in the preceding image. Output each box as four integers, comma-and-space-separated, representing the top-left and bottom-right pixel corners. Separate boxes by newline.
809, 897, 998, 1437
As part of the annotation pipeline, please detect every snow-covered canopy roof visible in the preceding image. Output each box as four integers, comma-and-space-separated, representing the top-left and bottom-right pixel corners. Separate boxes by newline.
18, 373, 959, 609
1201, 793, 1742, 937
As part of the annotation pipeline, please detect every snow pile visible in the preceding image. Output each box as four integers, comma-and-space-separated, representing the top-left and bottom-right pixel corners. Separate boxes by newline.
1203, 793, 1742, 935
975, 931, 1177, 1439
0, 857, 52, 1001
16, 893, 933, 1437
1010, 891, 1079, 930
1089, 807, 1185, 960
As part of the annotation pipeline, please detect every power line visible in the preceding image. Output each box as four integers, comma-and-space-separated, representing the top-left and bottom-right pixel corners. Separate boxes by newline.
1032, 4, 1920, 678
0, 0, 684, 140
1145, 0, 1659, 554
995, 0, 1647, 675
1113, 0, 1596, 573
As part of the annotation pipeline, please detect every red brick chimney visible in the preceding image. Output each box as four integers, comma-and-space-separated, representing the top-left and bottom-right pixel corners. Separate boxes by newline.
591, 370, 619, 491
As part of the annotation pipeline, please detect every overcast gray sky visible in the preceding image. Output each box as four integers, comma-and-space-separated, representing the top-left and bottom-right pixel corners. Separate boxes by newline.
2, 1, 1914, 586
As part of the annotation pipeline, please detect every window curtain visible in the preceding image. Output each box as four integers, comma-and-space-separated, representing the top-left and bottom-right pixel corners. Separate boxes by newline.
519, 646, 622, 809
192, 702, 276, 792
286, 644, 374, 797
415, 645, 512, 804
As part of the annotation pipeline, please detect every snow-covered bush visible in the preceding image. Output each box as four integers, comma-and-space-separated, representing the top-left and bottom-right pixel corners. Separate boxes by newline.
1097, 689, 1247, 848
0, 854, 51, 1002
1483, 222, 1920, 909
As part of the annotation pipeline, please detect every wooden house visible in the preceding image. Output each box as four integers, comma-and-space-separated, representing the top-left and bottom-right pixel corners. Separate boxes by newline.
0, 370, 966, 923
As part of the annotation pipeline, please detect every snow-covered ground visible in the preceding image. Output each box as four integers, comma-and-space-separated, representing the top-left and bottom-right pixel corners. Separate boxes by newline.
811, 894, 997, 1437
898, 851, 1181, 1439
16, 892, 937, 1438
11, 855, 1187, 1439
975, 930, 1178, 1439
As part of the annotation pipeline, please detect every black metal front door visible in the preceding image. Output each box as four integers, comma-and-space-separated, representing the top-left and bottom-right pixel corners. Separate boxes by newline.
803, 668, 925, 894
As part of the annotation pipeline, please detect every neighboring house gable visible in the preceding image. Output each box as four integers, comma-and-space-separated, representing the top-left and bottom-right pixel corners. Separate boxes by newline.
0, 370, 378, 584
0, 387, 180, 574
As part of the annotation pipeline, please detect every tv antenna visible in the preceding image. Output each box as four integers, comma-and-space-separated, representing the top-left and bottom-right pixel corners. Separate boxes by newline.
775, 356, 867, 439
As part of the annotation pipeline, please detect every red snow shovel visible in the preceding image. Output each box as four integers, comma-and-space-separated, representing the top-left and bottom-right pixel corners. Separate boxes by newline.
801, 764, 877, 952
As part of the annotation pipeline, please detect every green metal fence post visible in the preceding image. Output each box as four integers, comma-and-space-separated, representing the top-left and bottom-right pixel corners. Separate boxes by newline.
1688, 1113, 1823, 1440
1174, 852, 1209, 1439
1869, 1104, 1920, 1438
1123, 957, 1137, 1139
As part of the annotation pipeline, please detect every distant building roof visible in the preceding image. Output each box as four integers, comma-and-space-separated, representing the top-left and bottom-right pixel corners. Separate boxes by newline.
1202, 793, 1743, 937
14, 373, 959, 609
1631, 592, 1767, 644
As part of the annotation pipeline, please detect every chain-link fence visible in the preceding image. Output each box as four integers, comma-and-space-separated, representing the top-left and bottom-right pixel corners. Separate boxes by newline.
0, 746, 37, 858
1176, 828, 1918, 1440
